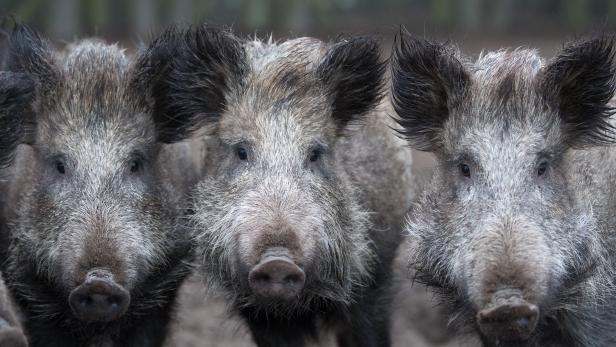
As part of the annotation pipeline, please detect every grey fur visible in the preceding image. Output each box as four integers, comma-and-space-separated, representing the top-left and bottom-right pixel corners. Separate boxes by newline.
156, 26, 415, 347
0, 25, 198, 347
393, 32, 616, 347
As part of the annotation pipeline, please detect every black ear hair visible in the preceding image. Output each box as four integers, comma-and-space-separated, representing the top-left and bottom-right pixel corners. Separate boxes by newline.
391, 29, 470, 151
539, 36, 616, 147
137, 25, 248, 144
0, 72, 34, 167
317, 36, 386, 127
7, 24, 57, 97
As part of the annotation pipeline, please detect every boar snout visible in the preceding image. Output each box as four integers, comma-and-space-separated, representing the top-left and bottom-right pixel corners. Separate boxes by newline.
248, 248, 306, 301
477, 288, 539, 342
68, 269, 130, 323
0, 317, 27, 347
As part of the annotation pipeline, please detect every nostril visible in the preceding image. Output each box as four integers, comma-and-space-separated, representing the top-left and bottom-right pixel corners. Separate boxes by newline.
253, 273, 271, 283
477, 298, 539, 342
108, 294, 123, 306
284, 274, 301, 284
81, 296, 93, 307
69, 276, 130, 323
513, 316, 532, 330
248, 256, 306, 300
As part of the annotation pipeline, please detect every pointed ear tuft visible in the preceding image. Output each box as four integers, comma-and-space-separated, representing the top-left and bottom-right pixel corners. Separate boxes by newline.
7, 24, 57, 96
0, 72, 35, 167
391, 28, 470, 151
317, 36, 386, 127
539, 36, 616, 148
136, 25, 248, 143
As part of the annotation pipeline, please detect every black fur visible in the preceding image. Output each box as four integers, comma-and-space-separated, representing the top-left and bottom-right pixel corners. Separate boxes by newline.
539, 36, 616, 148
391, 28, 470, 151
147, 25, 248, 143
0, 72, 33, 168
334, 246, 397, 347
0, 25, 197, 346
317, 36, 386, 127
4, 237, 192, 347
6, 24, 58, 98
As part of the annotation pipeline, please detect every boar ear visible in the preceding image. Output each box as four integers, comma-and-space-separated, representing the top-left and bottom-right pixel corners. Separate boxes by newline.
539, 36, 616, 147
0, 71, 35, 167
7, 24, 58, 97
137, 25, 248, 144
391, 29, 470, 151
317, 36, 386, 127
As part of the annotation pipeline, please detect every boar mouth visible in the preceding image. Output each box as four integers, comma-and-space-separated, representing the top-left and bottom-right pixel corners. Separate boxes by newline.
248, 248, 306, 302
68, 269, 131, 323
477, 289, 539, 342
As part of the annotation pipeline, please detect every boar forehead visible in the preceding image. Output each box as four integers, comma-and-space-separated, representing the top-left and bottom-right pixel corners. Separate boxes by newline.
219, 38, 333, 147
245, 37, 325, 72
37, 41, 156, 157
437, 49, 571, 198
443, 49, 563, 161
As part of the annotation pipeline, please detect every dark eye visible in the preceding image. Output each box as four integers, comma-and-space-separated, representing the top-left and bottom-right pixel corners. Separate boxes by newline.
309, 148, 322, 162
55, 160, 66, 175
130, 159, 142, 174
236, 146, 248, 161
537, 161, 548, 177
459, 163, 471, 178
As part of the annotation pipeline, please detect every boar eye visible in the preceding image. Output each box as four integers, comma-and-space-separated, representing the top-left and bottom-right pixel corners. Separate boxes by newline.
309, 148, 322, 162
55, 160, 66, 175
236, 146, 248, 161
537, 161, 548, 177
459, 163, 471, 178
130, 159, 141, 174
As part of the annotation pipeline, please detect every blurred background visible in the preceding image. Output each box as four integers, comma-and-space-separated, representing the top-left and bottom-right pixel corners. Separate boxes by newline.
1, 1, 615, 346
2, 0, 616, 57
